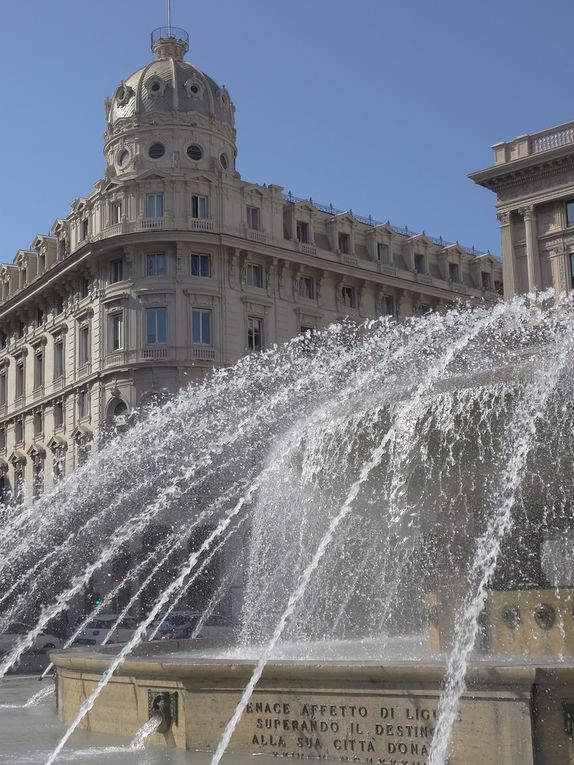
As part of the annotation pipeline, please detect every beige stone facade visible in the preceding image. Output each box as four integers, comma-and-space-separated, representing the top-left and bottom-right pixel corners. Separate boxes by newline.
0, 28, 501, 504
470, 120, 574, 298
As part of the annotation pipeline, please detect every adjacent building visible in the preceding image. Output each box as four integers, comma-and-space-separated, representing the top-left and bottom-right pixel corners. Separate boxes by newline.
470, 119, 574, 298
0, 27, 502, 504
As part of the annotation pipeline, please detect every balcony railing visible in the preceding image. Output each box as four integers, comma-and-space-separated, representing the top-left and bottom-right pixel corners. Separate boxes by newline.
189, 218, 214, 232
532, 126, 574, 154
139, 218, 165, 231
248, 230, 266, 243
299, 242, 316, 256
141, 348, 168, 360
192, 348, 216, 361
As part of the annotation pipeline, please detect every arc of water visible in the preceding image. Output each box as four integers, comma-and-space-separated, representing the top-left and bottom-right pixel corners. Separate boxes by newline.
210, 300, 514, 765
428, 314, 574, 765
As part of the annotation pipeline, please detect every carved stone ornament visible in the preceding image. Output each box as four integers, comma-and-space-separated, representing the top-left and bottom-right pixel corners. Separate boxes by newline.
184, 76, 204, 100
496, 211, 511, 225
534, 603, 556, 630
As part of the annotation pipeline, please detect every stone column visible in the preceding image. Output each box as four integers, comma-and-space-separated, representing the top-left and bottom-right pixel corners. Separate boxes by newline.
496, 211, 518, 298
520, 205, 542, 292
548, 244, 570, 297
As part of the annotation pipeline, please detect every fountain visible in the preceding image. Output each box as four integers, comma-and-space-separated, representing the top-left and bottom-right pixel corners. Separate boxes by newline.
3, 295, 574, 765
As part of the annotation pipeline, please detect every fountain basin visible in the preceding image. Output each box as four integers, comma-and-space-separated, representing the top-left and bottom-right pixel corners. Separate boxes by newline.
50, 639, 574, 764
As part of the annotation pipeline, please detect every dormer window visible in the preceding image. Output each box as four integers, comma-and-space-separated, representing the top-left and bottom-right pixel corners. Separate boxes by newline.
184, 77, 204, 99
414, 253, 425, 273
481, 271, 492, 291
338, 233, 350, 254
82, 219, 89, 241
448, 262, 460, 282
296, 221, 309, 243
117, 150, 129, 169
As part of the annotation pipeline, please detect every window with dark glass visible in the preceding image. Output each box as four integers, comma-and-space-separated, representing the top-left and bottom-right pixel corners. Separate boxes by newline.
14, 419, 23, 444
111, 314, 124, 351
566, 201, 574, 227
15, 362, 24, 398
297, 275, 315, 300
191, 254, 211, 277
571, 253, 574, 289
110, 259, 123, 283
79, 325, 90, 365
481, 271, 492, 291
148, 142, 165, 159
338, 232, 350, 254
54, 401, 64, 429
414, 253, 425, 273
341, 285, 356, 308
494, 280, 504, 295
56, 295, 64, 315
247, 316, 263, 352
0, 372, 5, 405
34, 351, 43, 389
382, 295, 395, 317
0, 426, 5, 451
146, 308, 167, 344
246, 206, 261, 231
296, 221, 309, 243
33, 410, 43, 436
191, 195, 208, 219
146, 193, 164, 218
146, 253, 166, 276
448, 262, 460, 282
54, 339, 64, 379
192, 309, 212, 345
246, 263, 264, 288
377, 243, 390, 263
79, 389, 90, 419
80, 278, 89, 299
82, 218, 89, 241
110, 201, 122, 224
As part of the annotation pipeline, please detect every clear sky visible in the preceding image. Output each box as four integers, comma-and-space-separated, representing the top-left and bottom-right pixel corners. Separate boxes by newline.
2, 0, 574, 261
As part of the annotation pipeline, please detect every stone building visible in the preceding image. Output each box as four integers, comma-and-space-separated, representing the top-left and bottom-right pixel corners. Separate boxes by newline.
470, 120, 574, 298
0, 27, 502, 504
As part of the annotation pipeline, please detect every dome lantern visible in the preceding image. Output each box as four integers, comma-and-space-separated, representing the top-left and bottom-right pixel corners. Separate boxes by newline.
151, 26, 189, 61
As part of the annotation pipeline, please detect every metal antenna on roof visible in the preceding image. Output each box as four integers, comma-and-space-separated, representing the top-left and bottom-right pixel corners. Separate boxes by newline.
167, 0, 172, 34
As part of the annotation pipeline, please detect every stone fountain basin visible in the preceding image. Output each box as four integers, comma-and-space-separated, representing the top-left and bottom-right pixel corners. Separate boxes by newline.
51, 638, 574, 764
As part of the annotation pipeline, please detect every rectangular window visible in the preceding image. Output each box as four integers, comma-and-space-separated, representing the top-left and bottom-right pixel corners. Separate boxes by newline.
56, 295, 64, 315
36, 308, 45, 326
82, 218, 89, 241
0, 372, 6, 405
338, 232, 350, 254
14, 419, 23, 444
111, 314, 124, 351
79, 325, 90, 365
0, 426, 5, 451
146, 253, 166, 277
34, 351, 44, 389
192, 309, 212, 345
414, 253, 425, 273
296, 221, 310, 244
79, 390, 90, 419
448, 262, 460, 282
54, 340, 64, 379
80, 278, 90, 298
481, 271, 492, 291
110, 258, 124, 283
247, 316, 263, 352
246, 206, 261, 231
382, 295, 395, 317
15, 362, 24, 398
111, 201, 122, 224
246, 262, 264, 288
571, 253, 574, 289
33, 410, 43, 436
146, 308, 167, 344
297, 275, 315, 300
147, 193, 164, 218
54, 401, 64, 428
566, 200, 574, 227
377, 243, 390, 263
494, 279, 504, 295
341, 285, 356, 308
191, 195, 208, 219
191, 254, 211, 277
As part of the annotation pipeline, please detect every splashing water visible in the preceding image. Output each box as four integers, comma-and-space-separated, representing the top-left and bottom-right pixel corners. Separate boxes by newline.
0, 294, 573, 764
129, 714, 162, 750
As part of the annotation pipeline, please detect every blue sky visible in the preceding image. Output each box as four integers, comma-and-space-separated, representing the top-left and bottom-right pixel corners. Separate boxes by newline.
2, 0, 573, 260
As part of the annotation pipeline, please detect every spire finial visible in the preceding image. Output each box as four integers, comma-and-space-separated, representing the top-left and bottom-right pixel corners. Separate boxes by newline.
167, 0, 172, 35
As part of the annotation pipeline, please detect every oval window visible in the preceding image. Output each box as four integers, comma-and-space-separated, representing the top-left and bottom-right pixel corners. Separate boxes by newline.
118, 149, 129, 168
149, 143, 165, 159
220, 153, 228, 170
150, 81, 161, 93
187, 144, 203, 161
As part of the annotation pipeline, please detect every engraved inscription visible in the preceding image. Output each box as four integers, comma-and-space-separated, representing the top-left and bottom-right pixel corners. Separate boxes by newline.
239, 696, 457, 764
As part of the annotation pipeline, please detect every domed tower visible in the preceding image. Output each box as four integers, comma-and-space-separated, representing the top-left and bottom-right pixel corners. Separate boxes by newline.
104, 27, 237, 179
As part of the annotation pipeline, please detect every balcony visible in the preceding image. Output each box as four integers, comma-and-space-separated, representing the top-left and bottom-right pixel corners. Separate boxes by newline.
139, 218, 165, 231
189, 218, 214, 232
248, 230, 267, 243
298, 241, 316, 256
192, 347, 215, 361
141, 348, 168, 360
